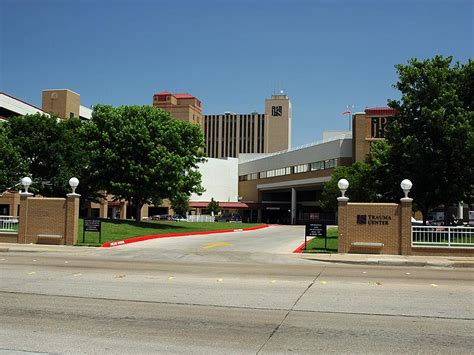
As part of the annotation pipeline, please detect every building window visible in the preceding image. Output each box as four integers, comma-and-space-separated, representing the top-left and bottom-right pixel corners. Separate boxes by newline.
324, 159, 336, 169
310, 161, 324, 171
294, 164, 309, 174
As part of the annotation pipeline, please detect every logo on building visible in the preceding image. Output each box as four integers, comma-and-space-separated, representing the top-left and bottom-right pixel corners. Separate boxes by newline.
272, 106, 282, 116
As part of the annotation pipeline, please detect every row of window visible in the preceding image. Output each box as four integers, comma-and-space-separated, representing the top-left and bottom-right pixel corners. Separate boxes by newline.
239, 159, 338, 181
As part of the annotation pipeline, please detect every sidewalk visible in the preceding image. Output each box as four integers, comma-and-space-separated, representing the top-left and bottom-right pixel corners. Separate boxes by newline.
0, 243, 90, 254
300, 252, 474, 268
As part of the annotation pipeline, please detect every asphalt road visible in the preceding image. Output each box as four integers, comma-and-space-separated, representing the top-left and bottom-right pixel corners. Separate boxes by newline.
1, 244, 473, 354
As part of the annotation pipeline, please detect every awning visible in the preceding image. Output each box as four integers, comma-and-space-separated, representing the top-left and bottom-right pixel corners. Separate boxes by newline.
190, 202, 249, 209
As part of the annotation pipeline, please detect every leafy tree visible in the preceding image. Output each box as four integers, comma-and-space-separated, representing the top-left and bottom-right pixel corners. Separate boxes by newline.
6, 114, 89, 196
170, 193, 190, 216
83, 105, 205, 222
384, 56, 474, 224
0, 123, 28, 192
207, 197, 220, 216
320, 161, 379, 212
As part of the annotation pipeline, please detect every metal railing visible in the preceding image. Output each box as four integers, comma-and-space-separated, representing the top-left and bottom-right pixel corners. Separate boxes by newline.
412, 225, 474, 248
187, 215, 215, 223
0, 216, 19, 232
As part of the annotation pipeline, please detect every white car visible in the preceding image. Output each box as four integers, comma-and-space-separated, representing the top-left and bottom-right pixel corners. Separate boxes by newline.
411, 217, 424, 226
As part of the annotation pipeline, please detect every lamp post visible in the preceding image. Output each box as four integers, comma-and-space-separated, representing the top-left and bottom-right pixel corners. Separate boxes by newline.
20, 177, 33, 196
400, 179, 413, 200
337, 178, 349, 200
67, 177, 80, 197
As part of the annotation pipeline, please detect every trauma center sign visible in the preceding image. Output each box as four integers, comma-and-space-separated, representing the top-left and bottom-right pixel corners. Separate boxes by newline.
357, 214, 392, 225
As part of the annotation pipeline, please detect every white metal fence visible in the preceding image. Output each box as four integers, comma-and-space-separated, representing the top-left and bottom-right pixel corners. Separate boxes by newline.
187, 214, 215, 223
0, 216, 19, 232
412, 226, 474, 248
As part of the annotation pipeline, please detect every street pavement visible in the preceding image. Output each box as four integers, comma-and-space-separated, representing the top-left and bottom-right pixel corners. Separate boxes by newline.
0, 225, 473, 353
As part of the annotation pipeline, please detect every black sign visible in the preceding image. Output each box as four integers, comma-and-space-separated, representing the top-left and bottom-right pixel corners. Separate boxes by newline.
305, 222, 327, 237
84, 219, 101, 232
357, 215, 367, 224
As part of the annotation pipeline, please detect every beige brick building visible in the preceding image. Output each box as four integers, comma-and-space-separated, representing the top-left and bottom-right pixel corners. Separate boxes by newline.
42, 89, 92, 120
153, 91, 203, 128
352, 107, 396, 162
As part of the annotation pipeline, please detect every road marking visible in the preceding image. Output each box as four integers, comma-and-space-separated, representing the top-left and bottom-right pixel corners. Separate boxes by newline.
217, 278, 223, 282
202, 242, 232, 249
362, 271, 367, 274
406, 272, 411, 275
73, 273, 82, 277
168, 276, 174, 280
431, 284, 438, 287
33, 259, 37, 262
271, 280, 277, 284
64, 261, 69, 264
27, 272, 36, 275
321, 281, 327, 284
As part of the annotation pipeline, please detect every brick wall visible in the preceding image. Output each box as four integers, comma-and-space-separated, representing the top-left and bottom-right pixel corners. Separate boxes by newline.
18, 194, 79, 245
339, 202, 402, 254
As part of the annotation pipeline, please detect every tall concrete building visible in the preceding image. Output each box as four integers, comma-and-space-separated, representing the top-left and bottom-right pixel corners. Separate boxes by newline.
204, 93, 292, 158
152, 91, 203, 128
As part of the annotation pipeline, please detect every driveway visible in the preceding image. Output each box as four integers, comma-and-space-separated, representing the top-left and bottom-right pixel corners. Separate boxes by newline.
97, 225, 307, 263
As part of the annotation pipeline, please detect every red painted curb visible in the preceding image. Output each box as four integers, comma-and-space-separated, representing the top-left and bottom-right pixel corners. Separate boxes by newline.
101, 224, 270, 248
292, 238, 313, 253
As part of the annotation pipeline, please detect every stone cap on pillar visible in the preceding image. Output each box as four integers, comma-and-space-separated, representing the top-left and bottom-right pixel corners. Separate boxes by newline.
337, 197, 349, 202
20, 192, 34, 197
400, 197, 413, 203
67, 193, 81, 198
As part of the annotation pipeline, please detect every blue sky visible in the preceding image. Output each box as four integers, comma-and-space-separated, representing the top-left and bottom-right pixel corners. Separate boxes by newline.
1, 0, 473, 147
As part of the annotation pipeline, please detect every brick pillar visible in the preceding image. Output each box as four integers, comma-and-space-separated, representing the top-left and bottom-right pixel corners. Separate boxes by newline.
337, 197, 349, 253
400, 197, 413, 255
99, 200, 108, 219
17, 193, 33, 244
65, 193, 80, 245
119, 202, 127, 219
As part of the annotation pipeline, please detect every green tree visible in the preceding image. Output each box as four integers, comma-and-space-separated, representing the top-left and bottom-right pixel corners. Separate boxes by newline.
207, 197, 220, 216
6, 114, 88, 196
170, 193, 190, 216
320, 161, 378, 212
385, 56, 474, 224
0, 123, 28, 192
84, 105, 205, 222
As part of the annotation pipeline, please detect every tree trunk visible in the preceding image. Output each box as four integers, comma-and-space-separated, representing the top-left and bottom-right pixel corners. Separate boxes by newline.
443, 204, 451, 226
421, 206, 428, 226
134, 202, 143, 223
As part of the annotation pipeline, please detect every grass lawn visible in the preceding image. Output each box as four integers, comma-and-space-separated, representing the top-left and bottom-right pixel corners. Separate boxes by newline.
302, 226, 338, 253
77, 219, 263, 246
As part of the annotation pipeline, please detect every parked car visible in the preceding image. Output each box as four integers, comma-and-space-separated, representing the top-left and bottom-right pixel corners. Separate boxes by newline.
215, 213, 242, 223
411, 217, 423, 226
171, 214, 187, 222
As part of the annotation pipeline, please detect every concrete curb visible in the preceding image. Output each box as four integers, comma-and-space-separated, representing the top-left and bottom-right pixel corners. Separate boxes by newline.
300, 255, 474, 268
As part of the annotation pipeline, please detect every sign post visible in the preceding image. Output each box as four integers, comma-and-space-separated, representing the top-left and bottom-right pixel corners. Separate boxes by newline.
83, 219, 102, 243
305, 222, 327, 250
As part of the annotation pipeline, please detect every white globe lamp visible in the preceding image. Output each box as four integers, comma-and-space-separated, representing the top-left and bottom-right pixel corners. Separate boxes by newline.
337, 178, 349, 198
400, 179, 412, 199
